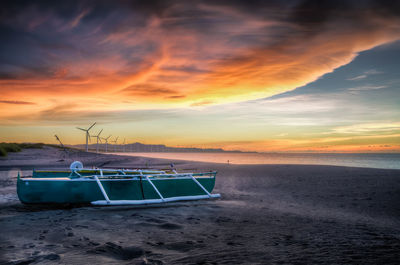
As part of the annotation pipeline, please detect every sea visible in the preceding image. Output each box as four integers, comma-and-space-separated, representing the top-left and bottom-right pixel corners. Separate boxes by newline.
116, 152, 400, 170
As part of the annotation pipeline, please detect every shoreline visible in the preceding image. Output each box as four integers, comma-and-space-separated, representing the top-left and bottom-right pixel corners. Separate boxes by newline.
2, 148, 400, 171
111, 151, 400, 170
2, 155, 400, 173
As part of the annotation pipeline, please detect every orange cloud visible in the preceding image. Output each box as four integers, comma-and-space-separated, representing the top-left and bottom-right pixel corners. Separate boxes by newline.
0, 1, 399, 122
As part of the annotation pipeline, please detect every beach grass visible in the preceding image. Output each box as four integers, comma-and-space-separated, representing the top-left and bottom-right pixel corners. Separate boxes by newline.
0, 142, 44, 157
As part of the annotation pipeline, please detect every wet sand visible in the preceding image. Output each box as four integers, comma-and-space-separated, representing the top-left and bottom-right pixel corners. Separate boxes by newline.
0, 147, 399, 264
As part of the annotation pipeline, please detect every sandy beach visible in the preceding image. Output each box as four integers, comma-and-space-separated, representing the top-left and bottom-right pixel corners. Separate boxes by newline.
0, 147, 399, 264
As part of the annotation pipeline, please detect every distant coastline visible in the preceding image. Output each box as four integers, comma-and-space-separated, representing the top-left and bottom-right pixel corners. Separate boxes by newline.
69, 142, 255, 153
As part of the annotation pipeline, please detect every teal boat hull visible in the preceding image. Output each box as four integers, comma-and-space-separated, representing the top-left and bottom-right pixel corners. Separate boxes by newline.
17, 172, 217, 204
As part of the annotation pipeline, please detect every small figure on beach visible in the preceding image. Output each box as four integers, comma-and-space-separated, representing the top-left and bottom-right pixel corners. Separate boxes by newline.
170, 163, 177, 173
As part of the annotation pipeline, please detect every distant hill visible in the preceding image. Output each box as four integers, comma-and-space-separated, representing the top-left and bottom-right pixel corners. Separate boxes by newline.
70, 142, 251, 153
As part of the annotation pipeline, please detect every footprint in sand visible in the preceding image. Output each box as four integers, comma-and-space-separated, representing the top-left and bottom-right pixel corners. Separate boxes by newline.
154, 241, 199, 252
87, 242, 144, 261
158, 223, 182, 230
145, 218, 165, 224
7, 253, 60, 264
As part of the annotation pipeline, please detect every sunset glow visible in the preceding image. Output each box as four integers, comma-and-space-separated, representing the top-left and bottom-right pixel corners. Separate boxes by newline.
1, 1, 400, 152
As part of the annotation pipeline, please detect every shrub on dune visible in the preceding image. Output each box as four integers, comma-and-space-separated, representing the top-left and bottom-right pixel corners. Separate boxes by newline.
19, 143, 44, 149
1, 143, 22, 152
0, 142, 45, 157
0, 146, 7, 157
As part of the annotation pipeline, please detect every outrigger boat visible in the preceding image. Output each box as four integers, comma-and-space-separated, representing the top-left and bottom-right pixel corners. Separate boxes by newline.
17, 161, 220, 206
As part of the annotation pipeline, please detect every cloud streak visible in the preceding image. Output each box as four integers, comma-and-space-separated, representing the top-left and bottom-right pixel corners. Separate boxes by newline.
347, 69, 383, 81
331, 122, 400, 134
348, 85, 386, 91
0, 100, 35, 105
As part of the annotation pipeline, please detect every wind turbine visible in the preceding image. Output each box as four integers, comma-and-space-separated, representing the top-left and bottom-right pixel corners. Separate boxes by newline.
76, 122, 96, 152
54, 134, 65, 151
54, 134, 69, 159
101, 135, 112, 152
112, 136, 119, 152
91, 129, 103, 153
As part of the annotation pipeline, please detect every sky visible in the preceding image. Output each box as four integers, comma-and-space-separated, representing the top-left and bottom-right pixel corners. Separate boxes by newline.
0, 0, 399, 152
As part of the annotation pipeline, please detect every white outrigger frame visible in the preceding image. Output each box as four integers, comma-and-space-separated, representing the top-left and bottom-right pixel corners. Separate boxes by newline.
90, 169, 220, 206
69, 167, 166, 178
68, 161, 167, 178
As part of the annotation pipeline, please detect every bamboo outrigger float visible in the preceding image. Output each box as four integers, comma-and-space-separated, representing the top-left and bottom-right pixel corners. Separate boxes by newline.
17, 161, 220, 205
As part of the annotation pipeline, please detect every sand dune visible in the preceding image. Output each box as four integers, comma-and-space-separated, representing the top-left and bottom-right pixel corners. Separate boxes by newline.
0, 147, 399, 264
